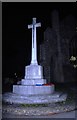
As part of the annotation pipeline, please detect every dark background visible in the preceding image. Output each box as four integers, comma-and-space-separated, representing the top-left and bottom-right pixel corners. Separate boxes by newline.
2, 2, 76, 78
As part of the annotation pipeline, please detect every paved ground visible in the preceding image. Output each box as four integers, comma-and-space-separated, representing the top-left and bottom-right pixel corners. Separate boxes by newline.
2, 110, 76, 118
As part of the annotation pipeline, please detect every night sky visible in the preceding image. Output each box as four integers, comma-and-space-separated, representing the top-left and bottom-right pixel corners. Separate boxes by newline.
2, 2, 76, 78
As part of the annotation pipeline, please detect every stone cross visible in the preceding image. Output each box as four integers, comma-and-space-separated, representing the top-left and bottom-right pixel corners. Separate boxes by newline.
28, 18, 41, 64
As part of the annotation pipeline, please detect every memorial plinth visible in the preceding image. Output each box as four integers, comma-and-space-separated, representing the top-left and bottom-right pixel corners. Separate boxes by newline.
21, 64, 45, 85
3, 18, 67, 104
13, 63, 54, 95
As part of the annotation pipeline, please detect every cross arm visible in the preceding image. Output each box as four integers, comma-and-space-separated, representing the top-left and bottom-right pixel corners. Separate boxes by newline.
28, 23, 41, 29
28, 24, 33, 29
35, 23, 41, 27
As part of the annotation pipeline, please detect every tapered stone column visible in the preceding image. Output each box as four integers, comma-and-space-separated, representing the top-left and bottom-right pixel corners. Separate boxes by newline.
28, 18, 41, 64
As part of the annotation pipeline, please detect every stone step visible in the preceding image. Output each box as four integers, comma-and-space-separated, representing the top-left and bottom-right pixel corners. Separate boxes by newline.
2, 92, 67, 104
47, 92, 63, 98
21, 79, 46, 85
13, 84, 55, 95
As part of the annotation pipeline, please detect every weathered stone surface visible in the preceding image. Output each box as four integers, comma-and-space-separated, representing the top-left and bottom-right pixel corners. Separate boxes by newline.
24, 64, 43, 79
21, 79, 46, 85
13, 85, 54, 95
3, 92, 67, 104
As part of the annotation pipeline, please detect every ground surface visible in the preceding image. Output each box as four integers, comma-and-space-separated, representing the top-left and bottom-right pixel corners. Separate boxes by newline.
2, 101, 76, 118
2, 110, 76, 118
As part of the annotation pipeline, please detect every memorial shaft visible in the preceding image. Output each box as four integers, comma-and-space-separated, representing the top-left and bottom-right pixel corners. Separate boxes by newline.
28, 18, 41, 64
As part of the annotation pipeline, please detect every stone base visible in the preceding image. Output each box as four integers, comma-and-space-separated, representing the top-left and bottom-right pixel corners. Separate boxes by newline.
21, 79, 46, 85
13, 84, 54, 95
25, 64, 43, 79
2, 92, 67, 104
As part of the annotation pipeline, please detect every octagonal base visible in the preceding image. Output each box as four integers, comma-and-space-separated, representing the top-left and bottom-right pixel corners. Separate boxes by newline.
2, 92, 67, 104
13, 84, 54, 95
